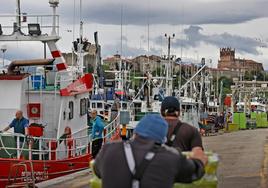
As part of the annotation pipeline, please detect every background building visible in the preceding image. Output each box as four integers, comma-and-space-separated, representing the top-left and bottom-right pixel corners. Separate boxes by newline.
218, 48, 264, 72
62, 44, 98, 73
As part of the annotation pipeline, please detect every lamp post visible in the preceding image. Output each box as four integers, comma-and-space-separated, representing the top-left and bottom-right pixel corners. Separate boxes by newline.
1, 45, 7, 67
164, 33, 175, 96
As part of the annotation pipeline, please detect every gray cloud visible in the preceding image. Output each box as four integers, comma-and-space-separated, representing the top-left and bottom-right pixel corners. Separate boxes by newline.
1, 0, 268, 26
76, 0, 268, 26
1, 0, 268, 65
102, 42, 160, 58
3, 43, 46, 61
154, 25, 267, 55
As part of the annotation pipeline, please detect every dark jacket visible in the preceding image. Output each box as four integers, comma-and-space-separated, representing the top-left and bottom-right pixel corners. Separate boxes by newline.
166, 119, 203, 151
94, 136, 205, 188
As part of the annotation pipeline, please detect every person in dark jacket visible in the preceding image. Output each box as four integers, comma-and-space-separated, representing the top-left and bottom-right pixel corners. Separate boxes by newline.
216, 112, 225, 130
94, 114, 207, 188
161, 96, 204, 152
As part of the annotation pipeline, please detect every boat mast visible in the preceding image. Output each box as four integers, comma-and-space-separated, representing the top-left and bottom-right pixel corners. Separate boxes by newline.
165, 33, 175, 96
73, 0, 87, 75
119, 4, 123, 102
49, 0, 59, 36
16, 0, 21, 31
146, 1, 150, 109
78, 21, 84, 74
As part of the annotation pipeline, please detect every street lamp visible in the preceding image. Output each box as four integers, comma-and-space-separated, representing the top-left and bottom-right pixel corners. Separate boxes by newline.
49, 0, 59, 6
1, 45, 7, 68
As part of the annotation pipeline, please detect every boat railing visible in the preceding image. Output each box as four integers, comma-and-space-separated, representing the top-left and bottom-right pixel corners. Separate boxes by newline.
54, 70, 78, 89
25, 69, 77, 92
0, 132, 89, 161
72, 112, 121, 154
103, 112, 120, 141
26, 73, 46, 91
0, 14, 60, 36
0, 111, 121, 161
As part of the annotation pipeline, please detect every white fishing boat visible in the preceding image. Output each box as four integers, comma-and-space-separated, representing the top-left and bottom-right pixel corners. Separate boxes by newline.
0, 1, 120, 187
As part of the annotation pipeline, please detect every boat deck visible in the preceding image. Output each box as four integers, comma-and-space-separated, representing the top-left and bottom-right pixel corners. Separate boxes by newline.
36, 169, 91, 188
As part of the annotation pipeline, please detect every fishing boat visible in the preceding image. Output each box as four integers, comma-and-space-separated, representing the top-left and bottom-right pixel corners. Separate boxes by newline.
176, 60, 207, 129
126, 58, 207, 132
236, 97, 267, 113
0, 1, 120, 187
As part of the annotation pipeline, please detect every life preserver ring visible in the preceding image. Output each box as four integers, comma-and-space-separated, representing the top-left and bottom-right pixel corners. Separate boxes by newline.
27, 103, 41, 118
31, 107, 39, 114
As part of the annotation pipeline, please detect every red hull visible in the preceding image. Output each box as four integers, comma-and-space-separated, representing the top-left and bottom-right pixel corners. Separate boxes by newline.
0, 154, 91, 188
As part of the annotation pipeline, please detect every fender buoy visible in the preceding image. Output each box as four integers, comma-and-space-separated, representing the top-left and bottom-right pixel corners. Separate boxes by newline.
66, 138, 75, 158
49, 140, 57, 160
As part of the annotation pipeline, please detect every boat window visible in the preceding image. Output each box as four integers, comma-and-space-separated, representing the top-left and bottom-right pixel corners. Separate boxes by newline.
69, 101, 74, 120
122, 103, 127, 109
86, 98, 90, 109
63, 111, 66, 120
80, 98, 87, 116
97, 103, 103, 108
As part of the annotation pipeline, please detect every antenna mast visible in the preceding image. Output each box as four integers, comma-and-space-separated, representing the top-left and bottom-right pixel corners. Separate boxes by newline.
16, 0, 21, 31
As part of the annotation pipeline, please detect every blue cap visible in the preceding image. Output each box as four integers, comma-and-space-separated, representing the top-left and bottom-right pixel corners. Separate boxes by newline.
134, 114, 168, 144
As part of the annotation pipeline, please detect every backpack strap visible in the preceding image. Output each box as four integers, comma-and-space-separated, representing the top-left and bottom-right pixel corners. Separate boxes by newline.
133, 145, 159, 181
123, 142, 136, 174
166, 121, 182, 147
123, 142, 159, 188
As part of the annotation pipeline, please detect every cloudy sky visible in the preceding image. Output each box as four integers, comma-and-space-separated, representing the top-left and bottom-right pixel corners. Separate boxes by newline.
0, 0, 268, 68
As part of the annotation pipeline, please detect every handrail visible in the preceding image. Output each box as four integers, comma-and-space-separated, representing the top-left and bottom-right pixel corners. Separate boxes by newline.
0, 112, 121, 160
104, 113, 119, 129
103, 112, 120, 140
0, 132, 89, 160
0, 14, 60, 36
0, 14, 59, 17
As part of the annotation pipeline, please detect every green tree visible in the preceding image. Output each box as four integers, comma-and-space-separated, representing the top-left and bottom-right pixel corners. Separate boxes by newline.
244, 71, 253, 80
244, 70, 265, 81
102, 64, 110, 71
219, 76, 233, 100
255, 70, 264, 81
152, 67, 162, 76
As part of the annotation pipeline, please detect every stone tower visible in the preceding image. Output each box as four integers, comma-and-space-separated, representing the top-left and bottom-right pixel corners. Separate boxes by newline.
220, 48, 235, 61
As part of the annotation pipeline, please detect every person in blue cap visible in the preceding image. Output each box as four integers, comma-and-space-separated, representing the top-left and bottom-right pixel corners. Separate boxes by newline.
94, 114, 207, 188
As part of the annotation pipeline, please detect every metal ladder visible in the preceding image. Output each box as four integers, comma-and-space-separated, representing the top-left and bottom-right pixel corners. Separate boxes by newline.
6, 161, 35, 188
